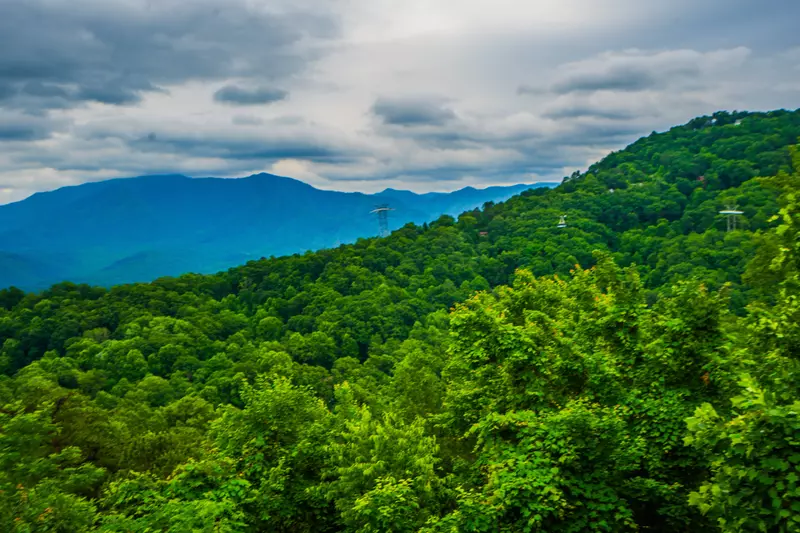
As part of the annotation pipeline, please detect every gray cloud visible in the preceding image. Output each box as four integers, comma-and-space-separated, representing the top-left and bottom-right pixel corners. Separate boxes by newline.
0, 79, 165, 112
70, 120, 357, 165
520, 48, 751, 97
0, 0, 338, 113
0, 112, 68, 142
131, 136, 340, 162
21, 82, 71, 99
541, 105, 640, 120
214, 85, 288, 106
551, 122, 644, 147
517, 85, 546, 96
372, 97, 456, 126
552, 64, 663, 93
232, 115, 266, 126
76, 85, 146, 106
0, 124, 49, 142
0, 0, 799, 202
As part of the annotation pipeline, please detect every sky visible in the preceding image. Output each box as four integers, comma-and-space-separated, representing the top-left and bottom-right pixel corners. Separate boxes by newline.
0, 0, 798, 204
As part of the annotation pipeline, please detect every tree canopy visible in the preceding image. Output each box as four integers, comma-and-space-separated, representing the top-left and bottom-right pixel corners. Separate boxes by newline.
1, 109, 800, 531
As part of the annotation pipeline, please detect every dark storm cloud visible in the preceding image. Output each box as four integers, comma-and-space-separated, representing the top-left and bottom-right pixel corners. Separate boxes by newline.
372, 97, 456, 126
0, 0, 338, 112
214, 85, 288, 106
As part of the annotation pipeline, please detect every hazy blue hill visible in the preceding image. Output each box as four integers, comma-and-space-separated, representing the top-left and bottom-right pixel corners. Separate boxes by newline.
0, 251, 58, 289
0, 174, 555, 289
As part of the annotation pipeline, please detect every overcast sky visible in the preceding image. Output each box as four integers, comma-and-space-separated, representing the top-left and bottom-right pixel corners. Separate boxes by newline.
0, 0, 798, 203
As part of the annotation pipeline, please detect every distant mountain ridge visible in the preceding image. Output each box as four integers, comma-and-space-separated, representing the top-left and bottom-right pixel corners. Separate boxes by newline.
0, 173, 556, 289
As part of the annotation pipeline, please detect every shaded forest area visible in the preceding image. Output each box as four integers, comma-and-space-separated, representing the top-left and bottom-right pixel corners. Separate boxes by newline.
1, 109, 800, 532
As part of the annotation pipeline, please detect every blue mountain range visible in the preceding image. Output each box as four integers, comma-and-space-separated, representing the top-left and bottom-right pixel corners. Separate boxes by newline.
0, 173, 556, 290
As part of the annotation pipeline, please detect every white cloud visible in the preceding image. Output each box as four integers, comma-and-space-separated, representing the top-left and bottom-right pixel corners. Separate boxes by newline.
0, 0, 798, 202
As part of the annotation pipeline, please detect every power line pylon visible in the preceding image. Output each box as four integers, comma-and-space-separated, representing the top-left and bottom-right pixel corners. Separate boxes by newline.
719, 204, 744, 232
370, 204, 394, 237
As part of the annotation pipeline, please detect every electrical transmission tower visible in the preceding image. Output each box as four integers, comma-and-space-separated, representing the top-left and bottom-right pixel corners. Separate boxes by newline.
719, 204, 744, 232
371, 204, 394, 237
557, 214, 567, 228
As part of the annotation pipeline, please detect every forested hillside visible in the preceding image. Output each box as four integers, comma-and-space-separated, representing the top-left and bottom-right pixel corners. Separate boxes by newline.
0, 174, 549, 290
1, 109, 800, 532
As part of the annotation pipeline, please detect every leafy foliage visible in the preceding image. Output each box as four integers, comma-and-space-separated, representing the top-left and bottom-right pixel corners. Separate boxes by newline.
0, 110, 799, 531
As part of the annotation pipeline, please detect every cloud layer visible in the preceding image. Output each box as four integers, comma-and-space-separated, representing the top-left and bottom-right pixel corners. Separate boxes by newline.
214, 86, 289, 106
0, 0, 798, 203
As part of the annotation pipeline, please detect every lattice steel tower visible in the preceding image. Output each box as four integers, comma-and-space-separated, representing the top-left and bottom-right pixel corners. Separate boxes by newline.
719, 204, 744, 232
371, 204, 394, 237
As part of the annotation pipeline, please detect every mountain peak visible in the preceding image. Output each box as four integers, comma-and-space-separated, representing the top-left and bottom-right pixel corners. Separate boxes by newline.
241, 172, 319, 189
0, 176, 538, 289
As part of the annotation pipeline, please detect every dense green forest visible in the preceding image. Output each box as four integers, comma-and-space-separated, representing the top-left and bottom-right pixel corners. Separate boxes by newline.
1, 109, 800, 532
